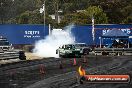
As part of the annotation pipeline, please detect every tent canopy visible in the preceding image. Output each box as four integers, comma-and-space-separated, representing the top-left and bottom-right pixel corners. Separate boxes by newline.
102, 29, 129, 38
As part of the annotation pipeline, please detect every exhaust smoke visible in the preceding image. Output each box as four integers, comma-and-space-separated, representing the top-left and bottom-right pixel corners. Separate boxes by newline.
33, 24, 75, 58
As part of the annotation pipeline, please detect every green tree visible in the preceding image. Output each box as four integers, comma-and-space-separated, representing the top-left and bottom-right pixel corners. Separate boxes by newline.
17, 10, 54, 24
18, 11, 31, 24
121, 5, 132, 23
0, 0, 15, 23
90, 0, 132, 23
60, 6, 108, 26
1, 0, 132, 24
29, 10, 55, 25
84, 6, 108, 24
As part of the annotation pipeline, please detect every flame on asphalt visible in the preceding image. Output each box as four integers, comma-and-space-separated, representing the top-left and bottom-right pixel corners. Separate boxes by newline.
78, 66, 86, 76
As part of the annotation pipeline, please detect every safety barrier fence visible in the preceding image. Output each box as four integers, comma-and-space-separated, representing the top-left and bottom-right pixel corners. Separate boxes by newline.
0, 51, 19, 60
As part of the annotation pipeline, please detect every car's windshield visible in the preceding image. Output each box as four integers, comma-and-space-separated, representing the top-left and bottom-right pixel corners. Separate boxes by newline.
0, 41, 10, 46
75, 44, 86, 47
65, 45, 75, 49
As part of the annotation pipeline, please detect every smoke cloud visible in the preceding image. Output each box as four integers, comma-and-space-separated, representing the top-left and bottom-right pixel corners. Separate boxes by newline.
33, 24, 75, 58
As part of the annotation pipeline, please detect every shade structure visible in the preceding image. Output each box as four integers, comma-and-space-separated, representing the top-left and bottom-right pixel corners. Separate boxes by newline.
102, 29, 129, 38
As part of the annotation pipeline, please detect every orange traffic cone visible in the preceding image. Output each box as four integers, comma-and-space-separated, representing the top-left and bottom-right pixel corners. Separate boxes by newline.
73, 58, 77, 66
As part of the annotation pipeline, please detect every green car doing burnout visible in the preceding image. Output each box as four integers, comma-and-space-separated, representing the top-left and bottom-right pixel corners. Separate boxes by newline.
56, 44, 83, 58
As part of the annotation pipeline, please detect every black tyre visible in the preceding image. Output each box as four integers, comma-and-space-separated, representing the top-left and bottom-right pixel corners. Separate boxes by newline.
59, 54, 65, 58
56, 50, 58, 54
19, 51, 26, 60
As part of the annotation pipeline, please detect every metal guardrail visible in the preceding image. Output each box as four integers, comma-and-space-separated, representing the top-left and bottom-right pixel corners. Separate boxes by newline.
94, 48, 132, 55
94, 48, 132, 52
0, 51, 19, 60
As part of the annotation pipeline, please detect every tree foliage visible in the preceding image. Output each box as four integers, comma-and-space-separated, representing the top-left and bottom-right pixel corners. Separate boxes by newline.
85, 6, 108, 24
0, 0, 14, 23
60, 6, 108, 26
0, 0, 132, 25
16, 10, 54, 25
90, 0, 132, 23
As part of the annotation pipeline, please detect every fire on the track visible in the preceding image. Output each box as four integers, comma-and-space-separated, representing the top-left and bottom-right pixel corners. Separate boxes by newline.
78, 66, 87, 84
78, 66, 86, 76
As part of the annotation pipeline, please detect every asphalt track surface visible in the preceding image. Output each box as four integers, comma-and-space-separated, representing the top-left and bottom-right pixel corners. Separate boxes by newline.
0, 55, 132, 88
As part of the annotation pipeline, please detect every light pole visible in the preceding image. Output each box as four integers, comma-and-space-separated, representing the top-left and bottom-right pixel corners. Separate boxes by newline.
40, 0, 46, 38
43, 0, 46, 38
99, 37, 101, 48
92, 16, 95, 45
43, 0, 46, 31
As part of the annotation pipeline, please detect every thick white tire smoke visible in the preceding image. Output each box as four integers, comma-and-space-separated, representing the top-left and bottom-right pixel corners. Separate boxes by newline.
33, 24, 75, 58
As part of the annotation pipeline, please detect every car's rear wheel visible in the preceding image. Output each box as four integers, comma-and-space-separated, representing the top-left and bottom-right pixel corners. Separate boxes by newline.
59, 54, 66, 58
83, 50, 89, 55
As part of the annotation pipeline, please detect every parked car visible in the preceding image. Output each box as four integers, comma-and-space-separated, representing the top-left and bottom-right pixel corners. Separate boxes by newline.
74, 43, 92, 55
